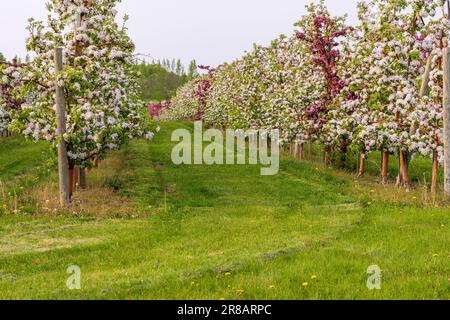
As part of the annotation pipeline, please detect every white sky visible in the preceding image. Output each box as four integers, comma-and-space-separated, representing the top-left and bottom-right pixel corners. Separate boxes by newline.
0, 0, 359, 68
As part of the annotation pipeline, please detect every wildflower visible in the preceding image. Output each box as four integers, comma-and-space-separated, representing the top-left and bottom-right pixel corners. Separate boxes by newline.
236, 289, 245, 295
269, 285, 276, 289
432, 253, 439, 258
302, 282, 309, 288
225, 272, 232, 277
311, 275, 318, 280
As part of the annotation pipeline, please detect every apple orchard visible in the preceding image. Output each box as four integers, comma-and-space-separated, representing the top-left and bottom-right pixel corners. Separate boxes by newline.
162, 0, 450, 196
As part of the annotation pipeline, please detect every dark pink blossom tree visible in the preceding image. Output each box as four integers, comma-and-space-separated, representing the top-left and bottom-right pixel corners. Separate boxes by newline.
294, 0, 352, 162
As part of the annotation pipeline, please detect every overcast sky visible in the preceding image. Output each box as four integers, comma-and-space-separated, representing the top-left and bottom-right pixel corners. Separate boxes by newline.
0, 0, 359, 68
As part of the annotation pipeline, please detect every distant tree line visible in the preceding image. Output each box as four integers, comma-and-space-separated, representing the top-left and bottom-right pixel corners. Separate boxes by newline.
136, 58, 199, 102
0, 53, 29, 64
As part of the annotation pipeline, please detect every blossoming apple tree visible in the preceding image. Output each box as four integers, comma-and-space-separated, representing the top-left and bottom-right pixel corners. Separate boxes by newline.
0, 59, 24, 135
10, 0, 155, 198
163, 0, 450, 194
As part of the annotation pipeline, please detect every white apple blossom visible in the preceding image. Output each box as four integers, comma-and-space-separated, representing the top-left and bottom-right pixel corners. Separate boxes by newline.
7, 0, 156, 167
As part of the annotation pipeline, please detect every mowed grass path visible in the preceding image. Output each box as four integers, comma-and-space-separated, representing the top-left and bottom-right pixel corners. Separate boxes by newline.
0, 123, 448, 299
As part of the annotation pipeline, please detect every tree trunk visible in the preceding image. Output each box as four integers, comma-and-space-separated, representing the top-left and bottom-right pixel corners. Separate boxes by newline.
357, 153, 366, 178
381, 151, 389, 185
431, 150, 439, 195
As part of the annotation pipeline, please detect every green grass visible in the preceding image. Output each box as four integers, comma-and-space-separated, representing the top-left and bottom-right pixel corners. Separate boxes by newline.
0, 123, 448, 300
306, 141, 443, 186
0, 137, 51, 182
0, 137, 52, 214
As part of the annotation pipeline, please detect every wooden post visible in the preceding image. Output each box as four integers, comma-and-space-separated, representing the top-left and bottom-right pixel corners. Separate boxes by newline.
420, 55, 438, 195
443, 47, 450, 197
357, 153, 366, 178
448, 0, 450, 19
294, 142, 300, 159
396, 154, 402, 187
399, 151, 411, 190
55, 48, 70, 206
420, 55, 432, 98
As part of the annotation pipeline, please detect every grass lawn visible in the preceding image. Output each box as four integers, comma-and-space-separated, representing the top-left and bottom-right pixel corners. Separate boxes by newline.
0, 137, 51, 182
0, 123, 448, 299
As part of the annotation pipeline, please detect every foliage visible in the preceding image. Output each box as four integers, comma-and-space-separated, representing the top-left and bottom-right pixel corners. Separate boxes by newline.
6, 0, 156, 167
165, 0, 450, 166
136, 61, 193, 102
0, 59, 24, 134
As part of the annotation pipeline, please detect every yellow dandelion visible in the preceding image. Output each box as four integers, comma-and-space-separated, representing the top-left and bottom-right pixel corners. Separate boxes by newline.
302, 282, 309, 288
311, 275, 318, 280
412, 196, 417, 201
225, 272, 232, 277
269, 285, 276, 289
432, 253, 439, 258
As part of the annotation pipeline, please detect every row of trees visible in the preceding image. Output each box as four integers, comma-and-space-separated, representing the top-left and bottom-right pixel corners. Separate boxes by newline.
136, 59, 198, 102
162, 0, 450, 194
0, 0, 157, 205
155, 58, 198, 79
